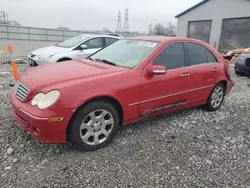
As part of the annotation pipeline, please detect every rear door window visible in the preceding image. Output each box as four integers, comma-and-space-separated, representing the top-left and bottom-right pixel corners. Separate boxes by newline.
186, 43, 208, 66
207, 49, 218, 63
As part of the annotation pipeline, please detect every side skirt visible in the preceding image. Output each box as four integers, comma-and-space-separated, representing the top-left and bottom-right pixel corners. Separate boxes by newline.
140, 100, 187, 116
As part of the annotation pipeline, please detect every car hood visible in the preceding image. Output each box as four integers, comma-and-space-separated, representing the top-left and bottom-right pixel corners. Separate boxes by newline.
20, 59, 127, 93
30, 45, 69, 55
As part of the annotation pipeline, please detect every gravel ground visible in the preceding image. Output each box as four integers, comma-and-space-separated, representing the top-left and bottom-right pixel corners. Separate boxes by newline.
0, 63, 250, 188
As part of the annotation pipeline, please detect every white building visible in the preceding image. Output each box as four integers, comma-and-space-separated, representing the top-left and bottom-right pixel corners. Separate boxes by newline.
175, 0, 250, 52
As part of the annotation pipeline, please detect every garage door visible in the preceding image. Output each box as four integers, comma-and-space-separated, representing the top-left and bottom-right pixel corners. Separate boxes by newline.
187, 20, 212, 44
220, 17, 250, 52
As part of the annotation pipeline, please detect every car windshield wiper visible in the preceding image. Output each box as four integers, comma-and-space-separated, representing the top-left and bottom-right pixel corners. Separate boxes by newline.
86, 57, 93, 60
95, 59, 117, 66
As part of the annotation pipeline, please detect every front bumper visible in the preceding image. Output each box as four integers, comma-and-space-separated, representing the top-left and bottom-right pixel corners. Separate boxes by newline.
235, 61, 250, 75
10, 88, 75, 143
27, 56, 56, 67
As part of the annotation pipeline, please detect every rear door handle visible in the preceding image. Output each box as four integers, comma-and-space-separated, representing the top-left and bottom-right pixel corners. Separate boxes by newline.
181, 73, 190, 77
211, 67, 219, 72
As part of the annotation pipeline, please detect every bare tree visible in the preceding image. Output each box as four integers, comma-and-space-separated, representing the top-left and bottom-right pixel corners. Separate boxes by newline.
153, 23, 166, 35
57, 26, 70, 30
153, 22, 176, 36
165, 22, 176, 36
102, 28, 112, 33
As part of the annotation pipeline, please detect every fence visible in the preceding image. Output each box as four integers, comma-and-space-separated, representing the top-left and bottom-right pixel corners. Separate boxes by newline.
0, 24, 101, 42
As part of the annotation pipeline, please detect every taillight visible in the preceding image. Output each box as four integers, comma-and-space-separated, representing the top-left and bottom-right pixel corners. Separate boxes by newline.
224, 58, 231, 79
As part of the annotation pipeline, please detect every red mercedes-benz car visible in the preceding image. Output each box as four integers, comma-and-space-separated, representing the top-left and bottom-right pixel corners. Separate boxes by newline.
10, 36, 235, 151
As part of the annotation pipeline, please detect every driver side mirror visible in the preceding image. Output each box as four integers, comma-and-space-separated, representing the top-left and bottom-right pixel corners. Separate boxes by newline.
147, 65, 167, 76
80, 44, 88, 50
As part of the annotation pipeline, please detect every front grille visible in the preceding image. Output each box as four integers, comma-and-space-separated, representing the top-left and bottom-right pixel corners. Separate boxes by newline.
30, 53, 36, 58
246, 58, 250, 67
15, 82, 30, 102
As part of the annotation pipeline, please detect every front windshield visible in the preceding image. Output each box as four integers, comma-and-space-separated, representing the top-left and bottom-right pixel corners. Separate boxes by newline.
56, 35, 88, 48
90, 39, 160, 68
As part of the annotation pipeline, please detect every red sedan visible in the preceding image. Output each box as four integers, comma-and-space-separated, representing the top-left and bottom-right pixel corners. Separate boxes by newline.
10, 36, 235, 151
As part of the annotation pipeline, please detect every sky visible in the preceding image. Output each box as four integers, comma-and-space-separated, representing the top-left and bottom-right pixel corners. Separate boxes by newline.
1, 0, 201, 32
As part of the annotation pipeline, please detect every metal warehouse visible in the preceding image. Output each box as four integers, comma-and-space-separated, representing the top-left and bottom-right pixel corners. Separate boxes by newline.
175, 0, 250, 52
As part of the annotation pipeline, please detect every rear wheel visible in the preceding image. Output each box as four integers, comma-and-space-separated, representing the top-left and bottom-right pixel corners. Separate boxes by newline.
68, 101, 119, 151
205, 83, 225, 111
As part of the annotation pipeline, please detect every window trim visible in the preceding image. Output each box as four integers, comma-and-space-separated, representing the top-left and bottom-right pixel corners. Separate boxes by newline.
185, 42, 210, 67
153, 42, 187, 71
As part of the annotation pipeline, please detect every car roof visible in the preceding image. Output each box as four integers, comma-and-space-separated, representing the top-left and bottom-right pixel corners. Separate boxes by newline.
79, 34, 120, 39
124, 36, 176, 42
123, 36, 209, 44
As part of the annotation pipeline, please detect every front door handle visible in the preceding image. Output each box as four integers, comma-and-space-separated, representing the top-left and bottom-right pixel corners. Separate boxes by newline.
181, 73, 190, 77
211, 67, 219, 72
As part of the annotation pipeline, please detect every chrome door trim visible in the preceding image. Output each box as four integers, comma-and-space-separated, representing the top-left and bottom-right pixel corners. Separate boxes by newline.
128, 85, 213, 107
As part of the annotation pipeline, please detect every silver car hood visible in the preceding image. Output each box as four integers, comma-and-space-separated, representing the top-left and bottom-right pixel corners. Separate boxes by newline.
30, 45, 70, 55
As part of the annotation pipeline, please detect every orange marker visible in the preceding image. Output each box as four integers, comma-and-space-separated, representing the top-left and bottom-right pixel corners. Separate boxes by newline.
8, 45, 13, 53
11, 61, 19, 81
8, 45, 18, 81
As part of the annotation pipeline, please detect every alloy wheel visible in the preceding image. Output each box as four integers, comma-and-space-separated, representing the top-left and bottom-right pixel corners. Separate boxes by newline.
80, 109, 114, 145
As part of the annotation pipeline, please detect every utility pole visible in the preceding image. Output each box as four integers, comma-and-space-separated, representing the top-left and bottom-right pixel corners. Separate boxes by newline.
149, 23, 153, 35
123, 8, 129, 33
115, 10, 122, 33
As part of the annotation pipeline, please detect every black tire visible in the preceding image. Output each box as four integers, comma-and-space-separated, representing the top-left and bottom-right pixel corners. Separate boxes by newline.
68, 101, 119, 151
205, 83, 225, 111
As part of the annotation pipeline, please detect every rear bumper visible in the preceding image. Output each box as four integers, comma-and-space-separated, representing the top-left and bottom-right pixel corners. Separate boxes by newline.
10, 88, 75, 143
226, 79, 235, 95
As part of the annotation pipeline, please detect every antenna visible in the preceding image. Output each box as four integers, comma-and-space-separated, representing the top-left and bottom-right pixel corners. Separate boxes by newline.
115, 10, 122, 33
123, 8, 129, 32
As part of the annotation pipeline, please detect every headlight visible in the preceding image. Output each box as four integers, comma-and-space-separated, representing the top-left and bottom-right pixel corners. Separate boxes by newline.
37, 53, 56, 59
237, 56, 245, 61
31, 90, 60, 109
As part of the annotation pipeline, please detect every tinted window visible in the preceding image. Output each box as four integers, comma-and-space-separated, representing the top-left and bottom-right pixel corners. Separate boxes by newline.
207, 49, 218, 63
84, 38, 103, 49
154, 43, 185, 70
105, 38, 118, 46
187, 43, 207, 66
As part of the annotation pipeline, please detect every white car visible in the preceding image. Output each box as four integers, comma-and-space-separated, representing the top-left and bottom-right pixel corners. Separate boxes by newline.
27, 34, 120, 67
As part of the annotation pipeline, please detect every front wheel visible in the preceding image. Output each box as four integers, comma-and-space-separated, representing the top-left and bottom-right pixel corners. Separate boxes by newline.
68, 101, 119, 151
205, 83, 225, 111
